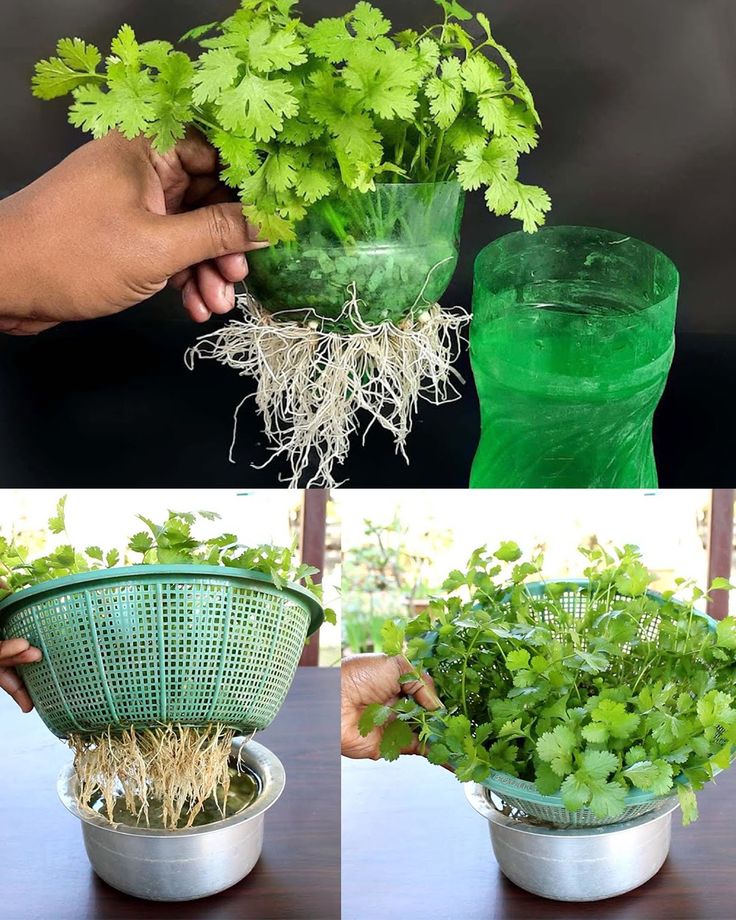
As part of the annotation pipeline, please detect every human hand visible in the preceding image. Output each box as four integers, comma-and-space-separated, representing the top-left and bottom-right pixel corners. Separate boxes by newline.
0, 130, 268, 334
341, 653, 443, 760
0, 638, 42, 713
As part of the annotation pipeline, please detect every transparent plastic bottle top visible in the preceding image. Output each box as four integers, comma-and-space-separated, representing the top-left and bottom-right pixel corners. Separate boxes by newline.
247, 182, 465, 328
470, 226, 679, 488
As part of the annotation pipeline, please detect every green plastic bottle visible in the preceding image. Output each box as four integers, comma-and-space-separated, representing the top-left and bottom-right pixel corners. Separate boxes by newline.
470, 227, 679, 488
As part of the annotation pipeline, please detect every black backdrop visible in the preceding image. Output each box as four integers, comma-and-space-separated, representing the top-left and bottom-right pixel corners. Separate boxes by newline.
1, 0, 735, 487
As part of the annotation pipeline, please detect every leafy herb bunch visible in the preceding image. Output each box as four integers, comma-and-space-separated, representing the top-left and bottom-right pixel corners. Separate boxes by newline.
359, 542, 736, 824
0, 497, 332, 617
32, 0, 549, 242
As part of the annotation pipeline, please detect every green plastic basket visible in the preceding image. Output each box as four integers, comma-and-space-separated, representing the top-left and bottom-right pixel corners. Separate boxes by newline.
0, 565, 323, 739
481, 579, 716, 828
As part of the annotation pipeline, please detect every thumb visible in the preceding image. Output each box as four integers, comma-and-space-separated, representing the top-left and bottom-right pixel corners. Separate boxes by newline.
154, 202, 268, 276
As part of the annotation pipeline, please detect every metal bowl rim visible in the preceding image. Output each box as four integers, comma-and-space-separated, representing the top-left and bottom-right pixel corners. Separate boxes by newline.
57, 738, 285, 838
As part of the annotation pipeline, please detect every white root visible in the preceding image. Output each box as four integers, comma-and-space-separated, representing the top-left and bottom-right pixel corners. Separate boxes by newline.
185, 285, 470, 488
70, 725, 235, 831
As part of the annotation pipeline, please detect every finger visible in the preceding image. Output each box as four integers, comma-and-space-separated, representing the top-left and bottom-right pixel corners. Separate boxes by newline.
182, 278, 212, 324
216, 252, 249, 284
174, 128, 219, 177
392, 655, 444, 711
1, 649, 42, 667
0, 638, 31, 660
195, 262, 236, 316
169, 268, 193, 291
0, 668, 34, 713
183, 175, 227, 209
154, 203, 268, 276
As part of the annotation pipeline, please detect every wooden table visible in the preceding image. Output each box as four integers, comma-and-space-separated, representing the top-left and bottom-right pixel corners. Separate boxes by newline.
0, 667, 339, 920
342, 753, 736, 920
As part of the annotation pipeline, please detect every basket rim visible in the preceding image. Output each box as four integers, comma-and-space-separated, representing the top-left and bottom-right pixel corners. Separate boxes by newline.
0, 564, 324, 637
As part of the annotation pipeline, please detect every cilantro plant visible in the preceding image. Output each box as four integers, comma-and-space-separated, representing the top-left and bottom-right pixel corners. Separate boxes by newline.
359, 542, 736, 825
32, 0, 549, 243
0, 496, 332, 617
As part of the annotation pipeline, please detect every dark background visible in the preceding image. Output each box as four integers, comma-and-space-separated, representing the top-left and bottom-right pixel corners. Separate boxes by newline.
1, 0, 735, 487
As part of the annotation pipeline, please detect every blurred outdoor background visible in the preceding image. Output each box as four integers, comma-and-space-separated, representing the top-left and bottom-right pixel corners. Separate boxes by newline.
0, 489, 341, 665
336, 489, 734, 654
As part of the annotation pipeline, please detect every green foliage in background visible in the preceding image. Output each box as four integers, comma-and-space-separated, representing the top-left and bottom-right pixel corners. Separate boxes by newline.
32, 0, 549, 242
359, 542, 736, 824
342, 516, 447, 653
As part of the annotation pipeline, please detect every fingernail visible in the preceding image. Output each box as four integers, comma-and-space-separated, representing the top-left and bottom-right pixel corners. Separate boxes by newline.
427, 689, 444, 710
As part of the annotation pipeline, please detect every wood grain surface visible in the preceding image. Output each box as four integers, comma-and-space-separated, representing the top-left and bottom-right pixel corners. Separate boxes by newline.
0, 667, 340, 920
342, 751, 736, 920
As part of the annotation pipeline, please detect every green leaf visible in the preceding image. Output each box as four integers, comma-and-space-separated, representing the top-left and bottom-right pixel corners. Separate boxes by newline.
380, 719, 414, 761
579, 749, 619, 782
48, 496, 68, 535
358, 703, 392, 735
129, 532, 154, 554
110, 24, 140, 68
427, 743, 451, 765
677, 784, 699, 825
506, 649, 531, 672
623, 760, 674, 795
351, 2, 392, 40
191, 49, 241, 105
510, 182, 552, 233
306, 18, 354, 63
381, 619, 405, 657
586, 699, 640, 741
588, 780, 627, 819
536, 724, 576, 776
534, 762, 562, 795
560, 773, 590, 811
85, 546, 104, 562
343, 46, 419, 120
716, 617, 736, 650
434, 0, 473, 22
615, 561, 654, 598
218, 74, 299, 141
494, 541, 522, 563
248, 22, 308, 74
478, 96, 510, 135
710, 577, 736, 591
425, 58, 464, 129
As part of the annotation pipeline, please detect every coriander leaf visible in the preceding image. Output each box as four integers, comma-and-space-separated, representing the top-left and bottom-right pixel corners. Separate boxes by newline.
615, 561, 654, 597
343, 46, 419, 120
248, 23, 307, 73
380, 719, 414, 761
434, 0, 473, 22
427, 743, 451, 765
129, 532, 154, 554
461, 55, 505, 96
85, 546, 104, 562
561, 773, 590, 811
110, 24, 140, 68
425, 58, 464, 129
536, 724, 576, 776
586, 699, 640, 741
588, 780, 627, 819
494, 541, 522, 563
506, 649, 531, 672
510, 183, 552, 233
358, 702, 392, 735
218, 74, 299, 141
380, 619, 405, 657
579, 749, 619, 782
306, 19, 354, 63
716, 617, 736, 650
48, 496, 68, 535
191, 49, 242, 105
478, 96, 510, 135
623, 760, 674, 795
351, 2, 391, 40
535, 762, 562, 795
710, 577, 736, 591
298, 167, 336, 203
32, 38, 103, 101
264, 149, 300, 193
212, 130, 261, 187
677, 784, 699, 825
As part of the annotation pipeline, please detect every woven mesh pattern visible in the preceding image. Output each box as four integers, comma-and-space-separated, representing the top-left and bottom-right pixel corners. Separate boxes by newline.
2, 570, 312, 738
482, 581, 709, 828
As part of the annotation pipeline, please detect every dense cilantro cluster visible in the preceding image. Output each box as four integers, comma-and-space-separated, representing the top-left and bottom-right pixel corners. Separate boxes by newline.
32, 0, 549, 242
0, 497, 331, 613
359, 542, 736, 825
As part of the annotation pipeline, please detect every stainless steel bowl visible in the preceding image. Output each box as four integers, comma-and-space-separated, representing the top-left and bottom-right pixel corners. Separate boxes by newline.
58, 739, 285, 902
466, 784, 677, 901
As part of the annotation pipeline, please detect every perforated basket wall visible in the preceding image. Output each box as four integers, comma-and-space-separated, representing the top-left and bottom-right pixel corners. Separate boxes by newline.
0, 565, 323, 739
481, 579, 714, 828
